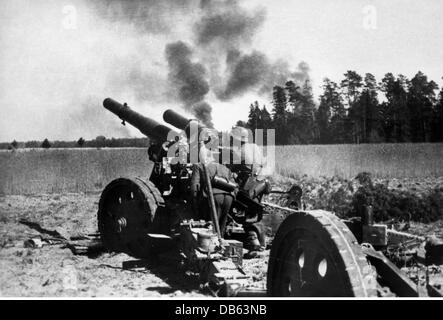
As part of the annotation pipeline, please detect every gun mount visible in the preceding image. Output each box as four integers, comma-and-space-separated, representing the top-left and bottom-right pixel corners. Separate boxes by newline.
96, 97, 443, 297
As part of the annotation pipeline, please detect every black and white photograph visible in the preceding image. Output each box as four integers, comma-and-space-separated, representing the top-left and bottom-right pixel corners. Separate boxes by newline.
0, 0, 443, 301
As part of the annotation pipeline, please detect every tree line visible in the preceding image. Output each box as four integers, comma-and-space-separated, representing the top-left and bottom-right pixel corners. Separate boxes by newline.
1, 136, 150, 150
238, 71, 443, 145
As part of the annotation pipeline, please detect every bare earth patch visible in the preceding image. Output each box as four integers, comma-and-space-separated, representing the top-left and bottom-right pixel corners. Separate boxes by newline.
0, 193, 206, 297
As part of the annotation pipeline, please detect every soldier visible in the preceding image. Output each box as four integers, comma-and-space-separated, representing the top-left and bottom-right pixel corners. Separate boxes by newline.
229, 126, 273, 177
229, 126, 271, 252
190, 144, 236, 236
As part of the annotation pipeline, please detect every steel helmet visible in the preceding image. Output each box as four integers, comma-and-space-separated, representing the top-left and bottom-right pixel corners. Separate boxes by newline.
229, 126, 250, 143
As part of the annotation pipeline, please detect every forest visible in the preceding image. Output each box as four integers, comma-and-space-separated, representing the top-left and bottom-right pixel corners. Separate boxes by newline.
238, 71, 443, 145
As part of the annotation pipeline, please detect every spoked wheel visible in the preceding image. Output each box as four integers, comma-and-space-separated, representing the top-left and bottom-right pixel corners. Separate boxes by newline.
267, 209, 377, 297
97, 177, 164, 258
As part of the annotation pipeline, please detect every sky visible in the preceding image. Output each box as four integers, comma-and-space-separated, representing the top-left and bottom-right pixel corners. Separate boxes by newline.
259, 0, 443, 95
0, 0, 442, 141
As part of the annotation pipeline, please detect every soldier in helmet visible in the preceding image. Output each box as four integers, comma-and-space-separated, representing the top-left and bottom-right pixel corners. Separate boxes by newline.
229, 126, 272, 252
190, 141, 236, 236
229, 126, 273, 177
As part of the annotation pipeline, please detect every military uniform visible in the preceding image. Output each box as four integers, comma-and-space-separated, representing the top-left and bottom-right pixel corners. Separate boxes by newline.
229, 126, 273, 177
229, 128, 271, 251
190, 162, 235, 235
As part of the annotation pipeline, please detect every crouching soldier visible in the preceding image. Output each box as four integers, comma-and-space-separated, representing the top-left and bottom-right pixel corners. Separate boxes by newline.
190, 149, 236, 236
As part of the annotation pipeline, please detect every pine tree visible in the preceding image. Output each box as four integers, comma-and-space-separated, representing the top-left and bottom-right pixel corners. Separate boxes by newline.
341, 71, 363, 143
379, 73, 396, 142
272, 85, 288, 145
318, 79, 346, 143
341, 70, 363, 107
357, 73, 380, 142
379, 73, 410, 142
283, 80, 317, 144
41, 138, 51, 149
260, 106, 272, 129
285, 80, 301, 115
407, 71, 438, 142
431, 82, 443, 141
299, 80, 317, 143
77, 137, 85, 147
246, 101, 261, 131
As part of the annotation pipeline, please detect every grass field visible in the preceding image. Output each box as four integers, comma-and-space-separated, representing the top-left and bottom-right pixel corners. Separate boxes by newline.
0, 148, 152, 195
274, 143, 443, 178
1, 143, 442, 195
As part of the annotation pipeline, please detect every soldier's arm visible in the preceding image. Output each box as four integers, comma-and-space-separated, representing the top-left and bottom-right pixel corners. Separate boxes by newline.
190, 164, 201, 196
227, 166, 235, 182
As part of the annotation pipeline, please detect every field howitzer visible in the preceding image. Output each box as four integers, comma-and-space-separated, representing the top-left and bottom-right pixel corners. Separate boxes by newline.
97, 98, 443, 297
101, 98, 272, 235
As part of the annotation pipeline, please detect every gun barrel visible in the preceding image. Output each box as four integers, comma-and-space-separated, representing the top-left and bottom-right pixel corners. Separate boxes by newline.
163, 109, 210, 139
103, 98, 177, 141
163, 109, 191, 131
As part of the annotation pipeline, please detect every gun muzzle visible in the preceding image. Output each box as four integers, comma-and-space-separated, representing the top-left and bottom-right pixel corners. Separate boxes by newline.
163, 109, 191, 131
103, 98, 178, 141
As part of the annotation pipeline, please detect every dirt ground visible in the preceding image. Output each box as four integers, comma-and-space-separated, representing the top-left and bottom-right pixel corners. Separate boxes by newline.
0, 193, 203, 297
0, 192, 270, 297
0, 184, 441, 297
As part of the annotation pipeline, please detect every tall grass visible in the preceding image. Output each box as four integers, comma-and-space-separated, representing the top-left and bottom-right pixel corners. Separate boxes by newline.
0, 148, 152, 195
275, 143, 443, 179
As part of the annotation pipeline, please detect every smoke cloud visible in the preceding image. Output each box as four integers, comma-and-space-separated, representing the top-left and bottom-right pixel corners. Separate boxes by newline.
215, 51, 310, 100
165, 41, 213, 127
192, 101, 214, 128
220, 51, 269, 100
0, 0, 310, 141
192, 0, 310, 102
195, 4, 265, 47
166, 41, 210, 106
163, 0, 310, 125
0, 0, 195, 141
92, 0, 199, 34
